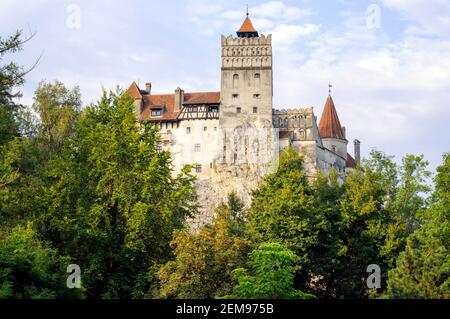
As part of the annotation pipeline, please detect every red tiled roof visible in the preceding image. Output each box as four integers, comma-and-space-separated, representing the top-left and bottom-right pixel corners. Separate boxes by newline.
141, 94, 179, 121
183, 92, 220, 105
127, 82, 142, 99
237, 16, 257, 33
318, 95, 346, 140
127, 84, 220, 121
346, 153, 357, 168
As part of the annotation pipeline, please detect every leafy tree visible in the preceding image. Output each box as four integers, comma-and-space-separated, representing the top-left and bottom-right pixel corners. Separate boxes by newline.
224, 242, 314, 299
39, 89, 197, 298
0, 30, 35, 144
32, 80, 81, 156
385, 153, 450, 298
0, 223, 82, 299
338, 150, 431, 297
247, 147, 342, 298
0, 81, 80, 232
157, 192, 251, 298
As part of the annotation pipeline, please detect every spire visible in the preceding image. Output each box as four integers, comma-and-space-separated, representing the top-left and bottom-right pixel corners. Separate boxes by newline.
237, 10, 258, 38
318, 94, 346, 140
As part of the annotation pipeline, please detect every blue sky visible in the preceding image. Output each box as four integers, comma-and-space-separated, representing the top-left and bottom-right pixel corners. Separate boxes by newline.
1, 0, 449, 173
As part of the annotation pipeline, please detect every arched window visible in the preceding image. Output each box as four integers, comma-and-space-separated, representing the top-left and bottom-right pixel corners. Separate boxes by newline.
233, 74, 239, 88
254, 73, 261, 86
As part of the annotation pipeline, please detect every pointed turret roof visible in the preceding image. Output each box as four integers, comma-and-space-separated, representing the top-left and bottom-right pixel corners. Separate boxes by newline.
318, 95, 346, 140
237, 14, 258, 37
127, 81, 142, 99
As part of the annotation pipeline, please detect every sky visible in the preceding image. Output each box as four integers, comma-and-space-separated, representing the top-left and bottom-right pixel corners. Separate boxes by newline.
0, 0, 449, 173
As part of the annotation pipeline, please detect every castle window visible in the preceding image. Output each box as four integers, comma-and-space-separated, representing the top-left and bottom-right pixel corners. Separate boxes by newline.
233, 74, 239, 88
253, 94, 260, 99
195, 164, 202, 173
332, 145, 336, 152
186, 127, 191, 134
254, 73, 260, 79
195, 143, 201, 152
204, 126, 207, 131
167, 130, 171, 135
236, 107, 241, 114
214, 127, 217, 131
232, 94, 239, 99
253, 107, 258, 114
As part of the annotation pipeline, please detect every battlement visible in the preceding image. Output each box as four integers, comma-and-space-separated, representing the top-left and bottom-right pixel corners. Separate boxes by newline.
221, 34, 272, 47
273, 107, 315, 117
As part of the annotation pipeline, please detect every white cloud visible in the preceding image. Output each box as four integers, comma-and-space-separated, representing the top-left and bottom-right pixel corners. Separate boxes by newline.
382, 0, 450, 36
252, 1, 313, 21
270, 23, 320, 47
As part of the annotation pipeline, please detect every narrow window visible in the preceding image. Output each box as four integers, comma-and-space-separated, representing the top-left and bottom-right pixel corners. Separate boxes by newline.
254, 73, 260, 79
236, 107, 241, 114
232, 94, 239, 99
186, 127, 191, 134
195, 164, 202, 173
233, 74, 239, 88
204, 126, 207, 131
332, 145, 336, 152
253, 107, 258, 114
214, 127, 217, 132
195, 143, 201, 152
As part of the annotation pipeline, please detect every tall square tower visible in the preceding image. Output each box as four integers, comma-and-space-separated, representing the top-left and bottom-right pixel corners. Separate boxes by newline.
219, 14, 273, 130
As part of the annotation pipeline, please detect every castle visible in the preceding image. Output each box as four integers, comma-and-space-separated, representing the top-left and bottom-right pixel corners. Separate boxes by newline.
127, 14, 361, 227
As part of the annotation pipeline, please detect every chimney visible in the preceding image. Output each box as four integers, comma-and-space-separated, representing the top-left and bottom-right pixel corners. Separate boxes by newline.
146, 82, 152, 95
354, 139, 361, 165
174, 87, 184, 111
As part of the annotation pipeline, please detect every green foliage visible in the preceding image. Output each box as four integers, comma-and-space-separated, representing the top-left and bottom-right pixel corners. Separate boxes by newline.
37, 89, 197, 298
247, 148, 433, 298
32, 80, 81, 156
157, 192, 251, 298
0, 31, 29, 145
385, 153, 450, 298
0, 223, 82, 299
0, 81, 81, 233
224, 242, 314, 299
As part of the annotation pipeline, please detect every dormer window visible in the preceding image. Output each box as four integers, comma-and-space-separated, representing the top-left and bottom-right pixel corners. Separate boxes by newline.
151, 110, 162, 116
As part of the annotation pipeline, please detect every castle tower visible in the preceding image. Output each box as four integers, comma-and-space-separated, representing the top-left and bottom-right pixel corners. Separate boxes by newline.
219, 13, 273, 130
318, 94, 348, 159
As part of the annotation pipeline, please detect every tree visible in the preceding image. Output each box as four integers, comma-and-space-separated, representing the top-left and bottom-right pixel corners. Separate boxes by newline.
224, 242, 314, 299
38, 89, 197, 298
247, 147, 340, 298
32, 80, 81, 156
0, 30, 35, 144
0, 223, 82, 299
385, 153, 450, 298
0, 81, 81, 233
157, 192, 251, 298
